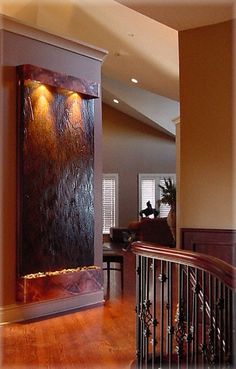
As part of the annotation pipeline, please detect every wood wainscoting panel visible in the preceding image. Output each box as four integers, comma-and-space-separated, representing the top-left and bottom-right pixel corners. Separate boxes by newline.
181, 228, 236, 266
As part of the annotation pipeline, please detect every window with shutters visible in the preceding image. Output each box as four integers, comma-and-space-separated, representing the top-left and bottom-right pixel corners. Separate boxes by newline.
138, 174, 176, 218
102, 174, 119, 234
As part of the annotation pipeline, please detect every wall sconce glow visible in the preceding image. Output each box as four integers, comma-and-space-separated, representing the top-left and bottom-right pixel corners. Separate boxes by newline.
67, 92, 82, 126
113, 99, 119, 104
131, 78, 138, 84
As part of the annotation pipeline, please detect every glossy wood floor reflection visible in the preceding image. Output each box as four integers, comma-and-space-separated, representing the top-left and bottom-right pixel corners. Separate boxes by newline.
1, 251, 136, 369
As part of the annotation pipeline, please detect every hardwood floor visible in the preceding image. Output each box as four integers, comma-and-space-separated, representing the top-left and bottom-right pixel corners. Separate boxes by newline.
1, 251, 136, 369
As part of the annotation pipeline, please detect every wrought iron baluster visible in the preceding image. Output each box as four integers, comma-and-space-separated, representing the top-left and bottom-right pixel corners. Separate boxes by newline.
232, 291, 236, 368
190, 267, 195, 365
141, 256, 147, 367
214, 277, 219, 366
186, 266, 192, 368
137, 255, 160, 369
190, 269, 195, 366
144, 256, 149, 368
151, 258, 158, 369
224, 286, 228, 365
175, 264, 185, 369
140, 256, 145, 367
167, 261, 174, 369
227, 289, 233, 367
208, 274, 215, 366
217, 281, 224, 365
159, 260, 167, 367
194, 268, 200, 368
136, 255, 141, 368
201, 270, 207, 368
137, 256, 155, 369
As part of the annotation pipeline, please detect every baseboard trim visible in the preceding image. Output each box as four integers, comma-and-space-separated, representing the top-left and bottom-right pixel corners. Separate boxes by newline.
0, 290, 104, 324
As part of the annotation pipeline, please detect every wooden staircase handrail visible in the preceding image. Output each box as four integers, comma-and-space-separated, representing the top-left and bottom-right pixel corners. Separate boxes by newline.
131, 241, 236, 290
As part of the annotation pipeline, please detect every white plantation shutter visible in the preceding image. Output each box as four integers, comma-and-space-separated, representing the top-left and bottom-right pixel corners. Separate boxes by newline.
140, 179, 156, 210
102, 174, 118, 233
139, 174, 175, 218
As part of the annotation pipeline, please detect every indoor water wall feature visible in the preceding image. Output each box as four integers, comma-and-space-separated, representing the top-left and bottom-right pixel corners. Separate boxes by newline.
16, 65, 102, 302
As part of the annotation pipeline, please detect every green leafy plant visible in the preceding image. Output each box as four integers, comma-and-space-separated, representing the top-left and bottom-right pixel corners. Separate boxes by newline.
158, 178, 176, 209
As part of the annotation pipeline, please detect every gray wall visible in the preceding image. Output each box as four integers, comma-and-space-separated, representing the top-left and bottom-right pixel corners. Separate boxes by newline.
102, 103, 176, 227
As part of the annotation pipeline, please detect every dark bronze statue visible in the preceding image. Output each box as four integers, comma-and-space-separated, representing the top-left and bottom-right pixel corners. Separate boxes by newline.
139, 201, 159, 218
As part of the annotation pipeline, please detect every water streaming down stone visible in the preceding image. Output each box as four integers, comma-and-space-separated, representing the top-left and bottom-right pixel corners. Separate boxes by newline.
20, 83, 94, 276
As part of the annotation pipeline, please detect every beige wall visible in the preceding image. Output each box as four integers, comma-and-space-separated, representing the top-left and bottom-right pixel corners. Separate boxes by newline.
179, 20, 235, 230
102, 103, 176, 227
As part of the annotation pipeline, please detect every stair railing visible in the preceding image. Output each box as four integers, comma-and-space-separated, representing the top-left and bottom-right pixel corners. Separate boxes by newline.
132, 241, 236, 369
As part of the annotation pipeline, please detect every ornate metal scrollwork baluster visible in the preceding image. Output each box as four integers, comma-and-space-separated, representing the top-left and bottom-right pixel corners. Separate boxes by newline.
136, 256, 141, 365
175, 265, 186, 368
151, 258, 158, 369
175, 300, 186, 361
206, 275, 217, 367
139, 299, 153, 339
200, 270, 207, 368
185, 266, 193, 368
136, 255, 159, 368
158, 260, 167, 367
216, 283, 224, 366
166, 261, 174, 369
193, 269, 201, 367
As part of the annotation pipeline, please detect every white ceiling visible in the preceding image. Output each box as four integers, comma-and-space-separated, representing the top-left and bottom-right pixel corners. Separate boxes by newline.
1, 0, 235, 135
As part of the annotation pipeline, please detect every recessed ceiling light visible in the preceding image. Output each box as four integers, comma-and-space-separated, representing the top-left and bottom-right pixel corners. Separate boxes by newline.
131, 78, 138, 84
113, 99, 119, 104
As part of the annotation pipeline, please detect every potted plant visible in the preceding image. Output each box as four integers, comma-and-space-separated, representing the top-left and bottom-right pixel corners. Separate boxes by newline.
159, 177, 176, 240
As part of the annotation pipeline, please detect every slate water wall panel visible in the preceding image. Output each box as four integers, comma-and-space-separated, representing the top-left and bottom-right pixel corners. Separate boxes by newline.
18, 66, 96, 276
